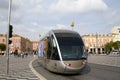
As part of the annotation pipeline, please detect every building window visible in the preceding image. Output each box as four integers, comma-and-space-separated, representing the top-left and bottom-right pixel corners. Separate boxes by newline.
2, 39, 5, 42
90, 44, 92, 47
93, 44, 95, 47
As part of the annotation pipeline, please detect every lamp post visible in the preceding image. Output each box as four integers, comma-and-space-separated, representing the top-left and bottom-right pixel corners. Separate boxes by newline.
96, 33, 98, 54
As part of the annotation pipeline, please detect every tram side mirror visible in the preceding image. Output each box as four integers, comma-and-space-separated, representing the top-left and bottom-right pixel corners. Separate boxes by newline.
46, 34, 49, 39
81, 52, 88, 60
47, 36, 49, 39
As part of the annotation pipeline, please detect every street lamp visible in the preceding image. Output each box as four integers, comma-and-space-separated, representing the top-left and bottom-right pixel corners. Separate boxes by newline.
96, 33, 98, 54
71, 21, 75, 30
39, 34, 41, 38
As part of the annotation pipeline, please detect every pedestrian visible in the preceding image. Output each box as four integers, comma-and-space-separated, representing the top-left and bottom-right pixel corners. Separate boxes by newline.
14, 50, 18, 57
25, 52, 28, 57
21, 52, 24, 58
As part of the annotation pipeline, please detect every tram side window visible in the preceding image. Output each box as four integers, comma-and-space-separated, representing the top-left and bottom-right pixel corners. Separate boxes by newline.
51, 36, 60, 60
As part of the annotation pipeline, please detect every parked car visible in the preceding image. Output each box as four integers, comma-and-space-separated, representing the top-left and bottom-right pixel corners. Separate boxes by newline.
110, 50, 119, 55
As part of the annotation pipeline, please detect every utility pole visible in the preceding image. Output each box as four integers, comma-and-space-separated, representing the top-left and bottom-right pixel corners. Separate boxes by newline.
6, 0, 12, 75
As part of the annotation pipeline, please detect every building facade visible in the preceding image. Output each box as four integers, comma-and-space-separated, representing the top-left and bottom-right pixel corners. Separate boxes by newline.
0, 34, 6, 55
32, 41, 39, 52
82, 34, 113, 54
0, 34, 6, 44
0, 34, 33, 54
10, 34, 33, 53
110, 26, 120, 42
111, 26, 120, 34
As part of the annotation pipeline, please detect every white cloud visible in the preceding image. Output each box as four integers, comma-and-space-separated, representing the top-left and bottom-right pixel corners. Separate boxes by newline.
49, 0, 108, 13
16, 0, 44, 14
106, 10, 120, 25
44, 24, 69, 30
0, 21, 7, 34
1, 0, 119, 41
28, 5, 44, 14
31, 22, 39, 26
13, 24, 40, 40
56, 24, 69, 29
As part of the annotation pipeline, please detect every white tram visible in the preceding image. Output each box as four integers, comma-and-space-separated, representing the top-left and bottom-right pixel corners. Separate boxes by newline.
38, 29, 88, 74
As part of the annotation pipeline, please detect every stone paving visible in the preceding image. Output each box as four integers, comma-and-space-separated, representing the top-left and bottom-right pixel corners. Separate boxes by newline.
88, 54, 120, 67
0, 55, 39, 80
0, 54, 120, 80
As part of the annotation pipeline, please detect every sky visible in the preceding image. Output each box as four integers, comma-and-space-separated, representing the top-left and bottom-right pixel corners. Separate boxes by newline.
0, 0, 120, 41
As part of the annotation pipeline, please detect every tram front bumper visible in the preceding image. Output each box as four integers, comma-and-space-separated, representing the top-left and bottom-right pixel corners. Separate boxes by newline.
63, 63, 87, 74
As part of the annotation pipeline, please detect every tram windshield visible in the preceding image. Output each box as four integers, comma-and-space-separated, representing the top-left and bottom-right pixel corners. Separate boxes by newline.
55, 33, 87, 60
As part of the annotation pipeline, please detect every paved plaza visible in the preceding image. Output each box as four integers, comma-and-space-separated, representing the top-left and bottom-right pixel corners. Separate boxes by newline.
88, 54, 120, 67
0, 54, 120, 80
0, 55, 39, 80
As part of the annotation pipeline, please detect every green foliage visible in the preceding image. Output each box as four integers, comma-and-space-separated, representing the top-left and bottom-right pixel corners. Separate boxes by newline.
112, 41, 120, 50
104, 41, 113, 52
104, 41, 120, 52
0, 43, 6, 51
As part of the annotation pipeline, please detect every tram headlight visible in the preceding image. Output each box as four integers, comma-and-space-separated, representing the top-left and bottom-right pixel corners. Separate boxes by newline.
82, 60, 87, 65
65, 63, 71, 66
82, 61, 86, 65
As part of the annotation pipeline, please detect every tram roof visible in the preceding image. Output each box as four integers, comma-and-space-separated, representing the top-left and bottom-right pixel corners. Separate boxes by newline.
40, 29, 80, 41
52, 29, 78, 34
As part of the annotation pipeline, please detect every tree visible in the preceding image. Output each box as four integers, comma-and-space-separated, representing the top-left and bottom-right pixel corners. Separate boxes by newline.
104, 41, 120, 52
112, 41, 120, 50
0, 43, 6, 51
104, 41, 113, 52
